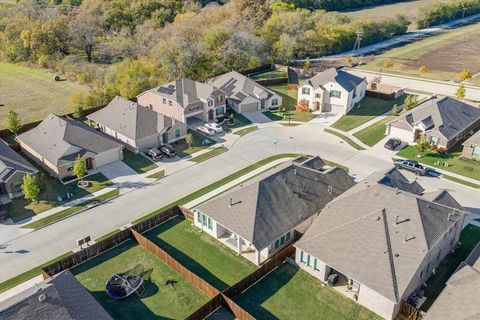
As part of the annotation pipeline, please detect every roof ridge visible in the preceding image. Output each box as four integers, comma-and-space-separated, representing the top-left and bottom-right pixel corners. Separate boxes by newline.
381, 208, 400, 302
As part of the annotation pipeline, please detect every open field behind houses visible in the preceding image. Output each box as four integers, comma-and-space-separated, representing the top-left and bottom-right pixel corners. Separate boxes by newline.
0, 63, 89, 129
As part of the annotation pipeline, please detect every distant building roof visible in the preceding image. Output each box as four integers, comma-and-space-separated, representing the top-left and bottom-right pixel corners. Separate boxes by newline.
17, 114, 123, 166
87, 96, 174, 141
196, 157, 355, 250
462, 130, 480, 146
303, 68, 365, 92
0, 270, 112, 320
207, 71, 276, 103
296, 169, 465, 303
0, 139, 37, 183
392, 97, 480, 140
145, 78, 217, 108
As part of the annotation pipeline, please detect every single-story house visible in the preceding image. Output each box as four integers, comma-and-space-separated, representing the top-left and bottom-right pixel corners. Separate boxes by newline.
0, 139, 37, 200
295, 168, 466, 320
17, 114, 124, 181
424, 243, 480, 320
297, 68, 366, 114
192, 156, 355, 265
137, 78, 226, 124
0, 270, 113, 320
87, 96, 187, 152
386, 97, 480, 150
461, 130, 480, 160
206, 71, 282, 113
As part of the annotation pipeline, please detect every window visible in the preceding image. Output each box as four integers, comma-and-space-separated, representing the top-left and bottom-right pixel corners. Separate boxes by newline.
216, 106, 225, 116
473, 146, 480, 157
285, 232, 290, 242
300, 251, 305, 263
314, 259, 320, 271
307, 254, 313, 267
274, 239, 280, 249
197, 211, 213, 230
302, 87, 310, 95
271, 99, 279, 106
430, 136, 439, 145
315, 93, 321, 98
330, 90, 341, 98
175, 128, 181, 138
208, 100, 213, 107
217, 95, 222, 102
162, 98, 166, 104
196, 210, 201, 223
168, 100, 172, 106
274, 232, 290, 250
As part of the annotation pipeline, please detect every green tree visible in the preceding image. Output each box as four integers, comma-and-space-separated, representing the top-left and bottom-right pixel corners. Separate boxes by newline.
456, 83, 466, 99
21, 174, 41, 203
185, 133, 194, 148
303, 57, 310, 71
391, 104, 400, 116
72, 105, 84, 120
402, 95, 418, 113
72, 156, 88, 181
415, 135, 431, 153
6, 109, 21, 136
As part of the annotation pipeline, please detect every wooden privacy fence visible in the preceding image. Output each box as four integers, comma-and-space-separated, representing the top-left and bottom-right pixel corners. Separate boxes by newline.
395, 300, 423, 320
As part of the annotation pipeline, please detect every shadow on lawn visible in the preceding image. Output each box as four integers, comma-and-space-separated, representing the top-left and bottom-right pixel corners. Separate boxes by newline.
234, 263, 298, 320
145, 217, 230, 291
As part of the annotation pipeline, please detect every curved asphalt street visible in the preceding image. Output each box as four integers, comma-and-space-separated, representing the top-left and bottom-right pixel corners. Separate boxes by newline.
1, 123, 479, 282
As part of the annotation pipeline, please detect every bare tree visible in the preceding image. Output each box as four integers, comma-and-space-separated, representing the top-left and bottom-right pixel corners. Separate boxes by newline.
69, 9, 102, 62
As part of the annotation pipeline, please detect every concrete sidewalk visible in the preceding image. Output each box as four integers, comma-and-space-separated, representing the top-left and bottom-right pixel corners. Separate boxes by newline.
324, 127, 370, 150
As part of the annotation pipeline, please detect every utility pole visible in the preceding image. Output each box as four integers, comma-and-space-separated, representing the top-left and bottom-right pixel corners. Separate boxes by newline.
352, 31, 363, 63
462, 7, 467, 23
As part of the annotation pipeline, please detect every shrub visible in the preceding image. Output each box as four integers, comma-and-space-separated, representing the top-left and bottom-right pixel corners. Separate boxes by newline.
418, 66, 428, 74
383, 59, 394, 68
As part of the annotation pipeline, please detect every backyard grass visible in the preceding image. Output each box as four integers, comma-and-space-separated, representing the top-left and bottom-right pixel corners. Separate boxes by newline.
22, 189, 119, 229
132, 153, 301, 224
353, 116, 394, 147
144, 216, 257, 290
73, 240, 209, 319
189, 146, 228, 163
122, 149, 157, 174
235, 263, 382, 320
172, 129, 216, 156
249, 70, 287, 80
7, 169, 112, 223
324, 128, 366, 151
0, 62, 90, 129
146, 170, 165, 180
263, 110, 317, 122
0, 251, 73, 294
234, 125, 258, 136
331, 96, 406, 132
397, 144, 480, 181
421, 224, 480, 311
266, 84, 297, 109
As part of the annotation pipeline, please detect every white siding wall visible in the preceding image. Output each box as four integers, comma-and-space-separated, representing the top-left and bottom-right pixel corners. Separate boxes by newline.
192, 209, 218, 238
357, 284, 398, 320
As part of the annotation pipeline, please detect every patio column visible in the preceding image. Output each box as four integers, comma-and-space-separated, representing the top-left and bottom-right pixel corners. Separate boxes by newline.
255, 249, 260, 265
237, 236, 241, 254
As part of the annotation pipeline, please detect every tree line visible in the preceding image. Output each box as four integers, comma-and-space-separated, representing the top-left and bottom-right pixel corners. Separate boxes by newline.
416, 0, 480, 28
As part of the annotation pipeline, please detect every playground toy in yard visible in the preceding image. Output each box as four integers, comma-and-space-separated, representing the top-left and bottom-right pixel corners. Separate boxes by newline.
105, 264, 147, 300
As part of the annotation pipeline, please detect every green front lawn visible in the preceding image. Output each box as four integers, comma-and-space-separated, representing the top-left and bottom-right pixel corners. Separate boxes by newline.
353, 116, 394, 147
122, 149, 158, 174
263, 110, 316, 122
235, 263, 382, 320
421, 224, 480, 311
144, 217, 257, 291
146, 170, 165, 180
73, 240, 209, 320
266, 84, 297, 109
397, 144, 480, 181
331, 96, 406, 132
249, 70, 287, 80
234, 125, 258, 136
172, 129, 216, 157
7, 169, 112, 223
189, 146, 228, 163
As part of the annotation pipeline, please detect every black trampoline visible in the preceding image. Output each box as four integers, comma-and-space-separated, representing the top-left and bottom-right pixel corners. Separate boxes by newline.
105, 264, 146, 300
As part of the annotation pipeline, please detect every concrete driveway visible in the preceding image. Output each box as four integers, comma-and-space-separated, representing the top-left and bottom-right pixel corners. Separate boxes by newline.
242, 111, 273, 124
98, 161, 146, 191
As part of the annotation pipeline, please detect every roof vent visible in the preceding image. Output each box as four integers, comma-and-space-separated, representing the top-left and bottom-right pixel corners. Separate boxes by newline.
327, 185, 333, 195
294, 168, 297, 175
228, 198, 242, 208
373, 215, 381, 221
38, 293, 47, 303
394, 253, 400, 258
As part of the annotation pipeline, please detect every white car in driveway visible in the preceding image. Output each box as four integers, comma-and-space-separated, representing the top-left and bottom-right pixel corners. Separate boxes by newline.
205, 122, 223, 133
197, 126, 216, 136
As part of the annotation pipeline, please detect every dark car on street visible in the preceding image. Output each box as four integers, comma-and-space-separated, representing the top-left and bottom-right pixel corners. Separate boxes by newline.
384, 138, 402, 150
393, 159, 430, 176
160, 144, 176, 158
146, 148, 163, 161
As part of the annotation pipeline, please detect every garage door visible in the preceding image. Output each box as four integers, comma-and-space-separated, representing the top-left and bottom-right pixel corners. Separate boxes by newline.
388, 126, 414, 143
95, 148, 122, 168
240, 102, 259, 113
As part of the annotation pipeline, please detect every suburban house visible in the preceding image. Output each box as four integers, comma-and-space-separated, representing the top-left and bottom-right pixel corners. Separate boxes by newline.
297, 68, 366, 114
192, 156, 355, 265
0, 139, 37, 200
386, 97, 480, 150
461, 130, 480, 160
17, 114, 124, 181
137, 77, 226, 124
0, 270, 113, 320
295, 168, 466, 320
87, 96, 187, 152
206, 71, 282, 113
424, 243, 480, 320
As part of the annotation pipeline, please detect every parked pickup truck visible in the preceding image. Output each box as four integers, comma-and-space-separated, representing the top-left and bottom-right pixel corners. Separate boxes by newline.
393, 159, 430, 176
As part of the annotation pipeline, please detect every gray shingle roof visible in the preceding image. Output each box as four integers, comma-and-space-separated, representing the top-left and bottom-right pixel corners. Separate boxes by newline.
0, 139, 37, 182
207, 71, 276, 103
304, 68, 365, 92
196, 158, 355, 250
87, 96, 174, 141
296, 169, 465, 303
17, 114, 123, 166
394, 97, 480, 140
0, 270, 113, 320
147, 78, 217, 108
462, 130, 480, 146
378, 168, 424, 195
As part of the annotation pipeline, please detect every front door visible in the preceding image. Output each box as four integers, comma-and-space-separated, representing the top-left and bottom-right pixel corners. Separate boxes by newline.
208, 109, 214, 121
260, 99, 266, 109
85, 157, 94, 170
315, 102, 320, 111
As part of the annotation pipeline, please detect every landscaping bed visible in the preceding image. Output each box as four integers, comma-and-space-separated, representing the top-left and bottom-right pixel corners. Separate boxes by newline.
189, 146, 228, 163
122, 149, 158, 174
234, 263, 382, 320
144, 216, 257, 291
222, 110, 252, 132
73, 240, 210, 320
172, 129, 216, 157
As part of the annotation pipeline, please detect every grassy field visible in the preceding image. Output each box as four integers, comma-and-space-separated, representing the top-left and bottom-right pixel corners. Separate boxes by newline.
122, 149, 157, 173
353, 116, 394, 147
189, 146, 228, 163
249, 70, 287, 80
397, 144, 480, 181
8, 169, 112, 222
357, 22, 480, 83
73, 241, 209, 319
421, 224, 480, 311
144, 217, 257, 290
324, 128, 366, 151
331, 96, 405, 132
235, 263, 382, 320
0, 63, 89, 129
234, 125, 258, 136
172, 129, 216, 156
